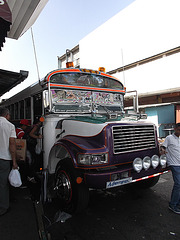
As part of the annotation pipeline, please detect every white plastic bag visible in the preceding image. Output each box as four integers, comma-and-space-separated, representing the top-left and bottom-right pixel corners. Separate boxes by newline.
8, 169, 22, 187
35, 138, 41, 155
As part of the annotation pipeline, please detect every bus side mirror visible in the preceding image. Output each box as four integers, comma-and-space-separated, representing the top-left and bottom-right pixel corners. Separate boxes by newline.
43, 90, 50, 109
133, 92, 139, 114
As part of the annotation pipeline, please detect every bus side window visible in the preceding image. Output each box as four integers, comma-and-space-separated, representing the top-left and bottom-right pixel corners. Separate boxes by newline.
10, 104, 14, 120
25, 97, 31, 119
20, 100, 24, 119
33, 93, 42, 120
14, 102, 19, 119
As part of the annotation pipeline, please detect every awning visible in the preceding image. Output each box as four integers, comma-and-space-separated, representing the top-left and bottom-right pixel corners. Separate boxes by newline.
0, 69, 29, 97
0, 0, 12, 50
0, 0, 49, 51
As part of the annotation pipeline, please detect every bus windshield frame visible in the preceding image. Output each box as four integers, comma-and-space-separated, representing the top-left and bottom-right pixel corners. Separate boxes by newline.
49, 71, 124, 91
45, 70, 125, 114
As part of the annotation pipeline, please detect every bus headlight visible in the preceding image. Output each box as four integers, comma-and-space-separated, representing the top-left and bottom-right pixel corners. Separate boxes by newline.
151, 155, 160, 169
143, 156, 151, 170
160, 154, 167, 167
133, 158, 143, 173
78, 153, 108, 165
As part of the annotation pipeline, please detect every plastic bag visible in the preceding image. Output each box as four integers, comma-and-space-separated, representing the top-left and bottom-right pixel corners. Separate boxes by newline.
8, 169, 22, 187
35, 139, 41, 155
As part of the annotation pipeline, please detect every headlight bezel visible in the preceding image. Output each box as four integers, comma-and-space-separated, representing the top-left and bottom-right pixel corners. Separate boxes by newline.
160, 154, 167, 167
77, 153, 108, 165
143, 156, 151, 170
133, 157, 143, 173
151, 155, 160, 169
133, 154, 163, 172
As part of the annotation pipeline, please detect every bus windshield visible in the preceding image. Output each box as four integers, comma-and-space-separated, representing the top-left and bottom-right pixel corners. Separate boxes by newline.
51, 89, 124, 114
50, 72, 123, 90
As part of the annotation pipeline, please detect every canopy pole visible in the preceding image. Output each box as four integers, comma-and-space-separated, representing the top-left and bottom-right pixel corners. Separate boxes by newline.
31, 27, 41, 84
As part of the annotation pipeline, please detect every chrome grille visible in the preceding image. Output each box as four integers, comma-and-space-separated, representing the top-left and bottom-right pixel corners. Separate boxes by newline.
112, 125, 156, 154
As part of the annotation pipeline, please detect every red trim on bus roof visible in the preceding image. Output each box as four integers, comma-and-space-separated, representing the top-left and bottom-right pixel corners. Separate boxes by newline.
47, 69, 81, 82
50, 83, 125, 93
46, 69, 121, 82
100, 72, 119, 80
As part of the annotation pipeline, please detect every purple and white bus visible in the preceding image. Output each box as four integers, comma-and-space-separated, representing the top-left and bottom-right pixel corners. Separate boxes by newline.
1, 64, 168, 213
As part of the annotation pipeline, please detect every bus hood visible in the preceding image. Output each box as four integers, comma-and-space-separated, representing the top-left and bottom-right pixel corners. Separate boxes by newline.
61, 116, 108, 137
60, 115, 152, 138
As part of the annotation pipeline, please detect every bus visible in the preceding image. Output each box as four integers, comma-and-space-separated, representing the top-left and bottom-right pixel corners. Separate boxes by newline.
1, 63, 168, 213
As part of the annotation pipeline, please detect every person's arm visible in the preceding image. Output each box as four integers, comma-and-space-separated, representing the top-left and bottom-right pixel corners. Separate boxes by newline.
29, 125, 39, 139
9, 137, 18, 169
160, 145, 166, 155
159, 137, 168, 155
29, 124, 43, 139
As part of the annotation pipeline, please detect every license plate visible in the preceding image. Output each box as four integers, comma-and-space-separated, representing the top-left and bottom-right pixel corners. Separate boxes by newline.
106, 177, 132, 189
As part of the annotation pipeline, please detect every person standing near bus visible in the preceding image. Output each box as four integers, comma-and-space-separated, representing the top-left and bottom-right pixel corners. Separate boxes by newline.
16, 119, 30, 188
0, 107, 18, 216
16, 119, 30, 139
26, 118, 43, 200
27, 119, 43, 181
160, 122, 180, 214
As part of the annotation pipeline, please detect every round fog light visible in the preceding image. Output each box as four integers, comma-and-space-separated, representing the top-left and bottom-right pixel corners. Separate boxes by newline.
160, 154, 167, 167
151, 155, 159, 169
133, 158, 143, 173
143, 156, 151, 170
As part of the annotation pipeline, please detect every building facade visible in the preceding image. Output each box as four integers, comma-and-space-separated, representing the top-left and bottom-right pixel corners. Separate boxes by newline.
58, 0, 180, 137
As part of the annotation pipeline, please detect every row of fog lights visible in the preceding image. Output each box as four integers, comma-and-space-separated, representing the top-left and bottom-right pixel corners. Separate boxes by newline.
133, 155, 167, 173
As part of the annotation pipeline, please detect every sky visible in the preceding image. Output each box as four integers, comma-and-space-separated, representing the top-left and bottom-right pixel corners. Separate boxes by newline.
0, 0, 135, 99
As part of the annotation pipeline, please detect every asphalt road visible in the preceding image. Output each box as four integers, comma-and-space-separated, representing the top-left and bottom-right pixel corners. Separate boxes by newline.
43, 172, 180, 240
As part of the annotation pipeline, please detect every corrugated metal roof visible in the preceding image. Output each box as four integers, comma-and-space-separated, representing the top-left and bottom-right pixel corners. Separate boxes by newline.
0, 69, 28, 97
6, 0, 48, 39
0, 0, 12, 50
0, 0, 48, 50
0, 17, 11, 50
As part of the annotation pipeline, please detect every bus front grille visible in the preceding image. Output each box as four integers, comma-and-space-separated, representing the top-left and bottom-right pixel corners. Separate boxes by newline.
112, 125, 156, 154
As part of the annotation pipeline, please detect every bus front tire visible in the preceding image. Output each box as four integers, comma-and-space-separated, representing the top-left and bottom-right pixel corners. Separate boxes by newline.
54, 160, 89, 214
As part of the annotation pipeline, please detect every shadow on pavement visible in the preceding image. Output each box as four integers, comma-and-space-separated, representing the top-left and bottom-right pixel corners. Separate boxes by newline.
0, 187, 39, 240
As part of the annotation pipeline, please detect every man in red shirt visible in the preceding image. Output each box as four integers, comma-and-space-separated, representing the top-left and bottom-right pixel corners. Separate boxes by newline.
16, 119, 30, 139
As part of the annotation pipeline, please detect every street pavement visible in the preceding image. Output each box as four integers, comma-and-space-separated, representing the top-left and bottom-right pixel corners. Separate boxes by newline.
44, 171, 180, 240
0, 172, 179, 240
0, 187, 39, 240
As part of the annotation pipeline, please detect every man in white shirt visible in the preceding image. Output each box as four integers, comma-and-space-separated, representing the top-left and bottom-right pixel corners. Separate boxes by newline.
161, 123, 180, 214
0, 107, 18, 216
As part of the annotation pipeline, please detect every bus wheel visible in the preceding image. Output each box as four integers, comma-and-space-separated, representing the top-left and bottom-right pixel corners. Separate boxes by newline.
134, 176, 160, 189
54, 160, 89, 213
